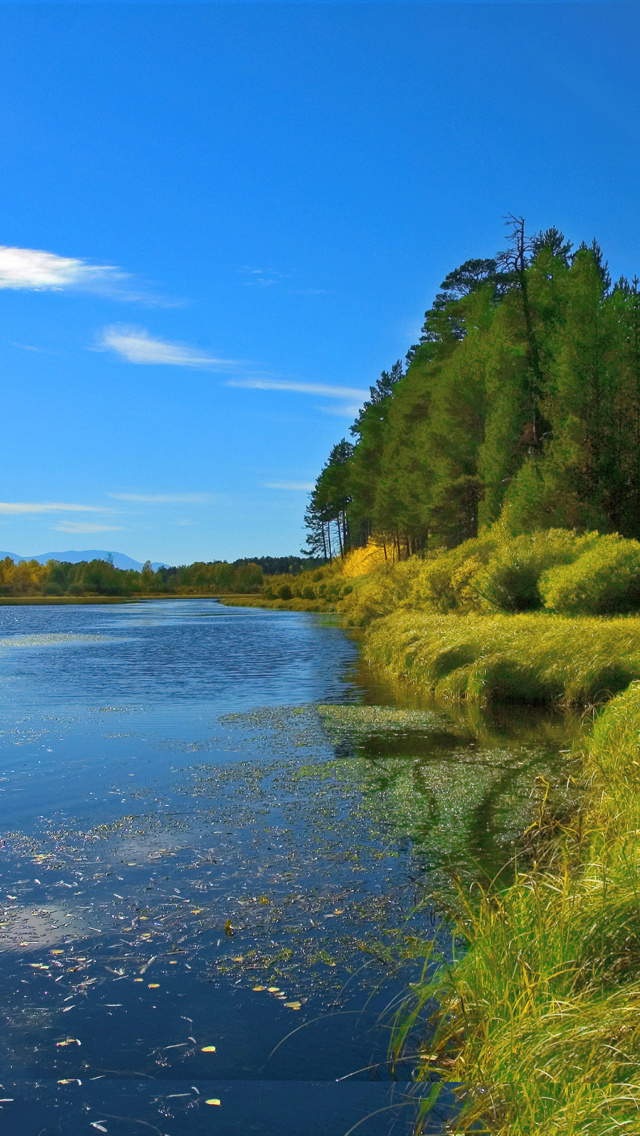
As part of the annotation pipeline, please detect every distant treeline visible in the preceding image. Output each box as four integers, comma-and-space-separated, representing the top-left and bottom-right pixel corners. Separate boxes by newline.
0, 554, 322, 598
305, 219, 640, 557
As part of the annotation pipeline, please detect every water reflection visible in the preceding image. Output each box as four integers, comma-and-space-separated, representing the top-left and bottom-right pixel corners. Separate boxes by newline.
0, 600, 575, 1134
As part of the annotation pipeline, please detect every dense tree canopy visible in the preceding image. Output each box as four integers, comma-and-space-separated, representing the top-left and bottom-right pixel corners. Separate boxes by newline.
306, 220, 640, 554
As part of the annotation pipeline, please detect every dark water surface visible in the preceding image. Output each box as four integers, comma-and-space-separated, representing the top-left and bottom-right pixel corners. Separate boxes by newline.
0, 601, 575, 1135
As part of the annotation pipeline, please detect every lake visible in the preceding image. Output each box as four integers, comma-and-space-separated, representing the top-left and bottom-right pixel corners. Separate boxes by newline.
0, 600, 575, 1135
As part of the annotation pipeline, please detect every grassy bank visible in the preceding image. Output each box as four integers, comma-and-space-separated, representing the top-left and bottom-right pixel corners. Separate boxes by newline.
364, 610, 640, 707
397, 682, 640, 1133
219, 593, 335, 611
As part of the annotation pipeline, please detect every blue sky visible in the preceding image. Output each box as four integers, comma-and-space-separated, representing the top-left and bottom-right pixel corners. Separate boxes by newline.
2, 2, 639, 564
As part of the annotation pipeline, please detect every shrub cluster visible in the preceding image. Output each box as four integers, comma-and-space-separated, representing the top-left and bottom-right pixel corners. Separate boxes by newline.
260, 563, 353, 609
335, 529, 640, 624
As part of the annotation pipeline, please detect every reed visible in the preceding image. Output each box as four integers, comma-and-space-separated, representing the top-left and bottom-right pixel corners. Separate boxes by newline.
397, 684, 640, 1133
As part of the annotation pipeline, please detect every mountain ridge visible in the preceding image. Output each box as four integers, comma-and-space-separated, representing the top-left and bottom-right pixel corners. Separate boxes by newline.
0, 550, 169, 572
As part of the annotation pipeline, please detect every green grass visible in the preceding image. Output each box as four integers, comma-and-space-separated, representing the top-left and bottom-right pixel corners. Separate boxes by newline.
392, 683, 640, 1134
365, 610, 640, 707
219, 594, 336, 611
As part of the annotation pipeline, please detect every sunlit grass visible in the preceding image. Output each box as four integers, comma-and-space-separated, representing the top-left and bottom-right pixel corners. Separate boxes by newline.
395, 683, 640, 1133
365, 611, 640, 707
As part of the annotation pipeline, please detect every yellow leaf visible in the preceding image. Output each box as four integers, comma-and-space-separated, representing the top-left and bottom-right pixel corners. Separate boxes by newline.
148, 983, 160, 989
267, 987, 280, 993
205, 1099, 221, 1106
252, 986, 266, 991
133, 978, 143, 982
51, 950, 63, 955
201, 1045, 216, 1052
191, 908, 203, 914
285, 1001, 302, 1010
224, 919, 233, 936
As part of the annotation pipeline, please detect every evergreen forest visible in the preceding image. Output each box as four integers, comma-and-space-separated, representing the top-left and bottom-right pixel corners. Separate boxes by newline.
305, 218, 640, 558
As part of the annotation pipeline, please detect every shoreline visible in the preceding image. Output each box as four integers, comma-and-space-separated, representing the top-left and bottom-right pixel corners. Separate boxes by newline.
0, 592, 263, 606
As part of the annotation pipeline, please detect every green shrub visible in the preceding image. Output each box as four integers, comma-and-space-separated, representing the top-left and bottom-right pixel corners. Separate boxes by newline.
476, 529, 595, 612
276, 583, 293, 600
541, 535, 640, 614
405, 537, 496, 613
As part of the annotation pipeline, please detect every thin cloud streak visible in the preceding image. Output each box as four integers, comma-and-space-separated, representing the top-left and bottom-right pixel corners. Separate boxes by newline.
99, 326, 239, 368
108, 493, 212, 503
262, 481, 315, 491
54, 522, 124, 533
227, 378, 367, 400
0, 502, 114, 515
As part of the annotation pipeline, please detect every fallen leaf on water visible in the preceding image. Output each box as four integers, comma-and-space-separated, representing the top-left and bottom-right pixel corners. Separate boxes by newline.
224, 919, 233, 936
201, 1045, 216, 1052
205, 1099, 221, 1106
285, 1002, 302, 1010
90, 1124, 108, 1132
148, 983, 160, 989
252, 986, 266, 992
267, 987, 280, 993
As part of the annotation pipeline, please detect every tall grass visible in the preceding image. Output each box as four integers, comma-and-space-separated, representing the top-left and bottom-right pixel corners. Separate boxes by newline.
395, 684, 640, 1133
364, 611, 640, 707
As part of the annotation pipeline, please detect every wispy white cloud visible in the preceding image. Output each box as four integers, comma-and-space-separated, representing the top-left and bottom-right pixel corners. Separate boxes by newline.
239, 267, 285, 288
99, 326, 238, 368
262, 480, 315, 491
227, 378, 367, 400
11, 341, 61, 355
0, 502, 114, 515
0, 245, 176, 306
0, 246, 110, 290
54, 522, 124, 534
108, 492, 212, 504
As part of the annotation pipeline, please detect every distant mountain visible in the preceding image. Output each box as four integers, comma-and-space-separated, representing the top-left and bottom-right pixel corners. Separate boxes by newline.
0, 550, 168, 571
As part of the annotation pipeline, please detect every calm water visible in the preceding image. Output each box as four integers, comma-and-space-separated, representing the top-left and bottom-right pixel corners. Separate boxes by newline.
0, 600, 574, 1135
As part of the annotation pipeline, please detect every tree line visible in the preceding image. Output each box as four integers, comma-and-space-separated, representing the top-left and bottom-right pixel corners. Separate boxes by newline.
305, 218, 640, 556
0, 557, 267, 597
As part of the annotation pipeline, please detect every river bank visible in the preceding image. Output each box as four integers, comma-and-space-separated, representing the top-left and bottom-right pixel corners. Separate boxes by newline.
0, 592, 262, 606
227, 535, 640, 1131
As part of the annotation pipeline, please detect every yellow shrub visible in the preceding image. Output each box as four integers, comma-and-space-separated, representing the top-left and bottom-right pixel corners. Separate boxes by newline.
340, 541, 389, 578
